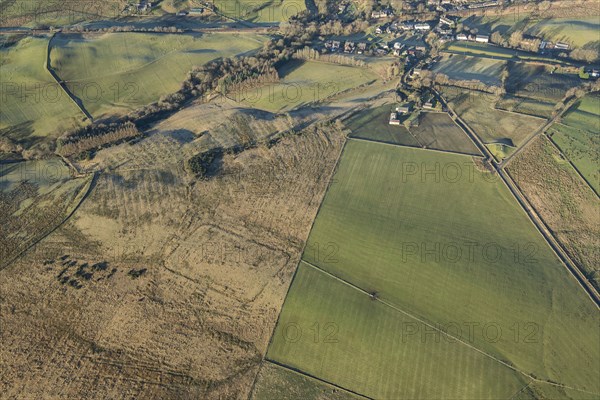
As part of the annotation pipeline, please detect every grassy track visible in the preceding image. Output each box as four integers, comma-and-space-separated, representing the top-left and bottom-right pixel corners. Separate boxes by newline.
268, 263, 530, 399
274, 141, 600, 396
0, 36, 87, 142
50, 32, 266, 119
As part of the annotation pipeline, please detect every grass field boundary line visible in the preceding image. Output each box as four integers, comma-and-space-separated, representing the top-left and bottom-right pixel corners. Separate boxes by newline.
46, 33, 94, 122
0, 171, 96, 272
502, 164, 600, 307
507, 380, 533, 400
545, 131, 600, 199
436, 87, 600, 307
251, 128, 349, 400
301, 259, 600, 395
262, 358, 374, 400
348, 136, 484, 158
501, 95, 579, 167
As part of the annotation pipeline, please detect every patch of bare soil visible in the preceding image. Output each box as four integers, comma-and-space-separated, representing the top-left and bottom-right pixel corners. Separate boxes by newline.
0, 123, 346, 399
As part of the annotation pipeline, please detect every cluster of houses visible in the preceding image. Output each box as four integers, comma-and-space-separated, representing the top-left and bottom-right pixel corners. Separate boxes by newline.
324, 40, 368, 54
376, 21, 431, 35
389, 105, 411, 125
435, 0, 500, 12
124, 0, 153, 14
456, 33, 489, 43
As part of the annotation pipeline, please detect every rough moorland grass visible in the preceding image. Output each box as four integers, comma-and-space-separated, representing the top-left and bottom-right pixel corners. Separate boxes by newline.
549, 94, 600, 193
268, 263, 530, 399
212, 0, 305, 22
508, 136, 600, 289
251, 362, 362, 400
444, 89, 544, 146
50, 32, 266, 119
244, 60, 377, 112
432, 53, 506, 86
296, 141, 599, 395
0, 36, 87, 142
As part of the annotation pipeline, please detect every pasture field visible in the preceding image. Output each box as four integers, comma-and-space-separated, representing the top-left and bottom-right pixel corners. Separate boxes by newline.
443, 42, 559, 64
242, 60, 377, 112
548, 94, 600, 193
346, 104, 419, 147
50, 32, 266, 119
0, 0, 127, 27
408, 112, 480, 155
526, 17, 600, 48
0, 36, 87, 143
251, 362, 362, 400
561, 94, 600, 132
267, 263, 530, 399
432, 54, 506, 86
505, 63, 580, 102
495, 95, 555, 119
461, 14, 599, 48
443, 89, 544, 147
212, 0, 305, 22
461, 13, 532, 36
290, 140, 600, 395
486, 142, 515, 160
508, 136, 600, 290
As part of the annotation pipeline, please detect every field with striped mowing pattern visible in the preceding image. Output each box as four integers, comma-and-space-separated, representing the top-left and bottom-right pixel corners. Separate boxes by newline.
269, 140, 600, 398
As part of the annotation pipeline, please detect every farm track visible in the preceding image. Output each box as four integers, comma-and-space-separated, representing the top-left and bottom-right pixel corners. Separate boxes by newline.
434, 88, 600, 308
300, 259, 600, 397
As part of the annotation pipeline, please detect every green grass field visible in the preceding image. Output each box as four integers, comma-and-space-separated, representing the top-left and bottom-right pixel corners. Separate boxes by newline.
506, 63, 580, 102
50, 32, 266, 119
268, 263, 531, 399
495, 95, 556, 119
346, 104, 419, 146
444, 89, 544, 147
548, 94, 600, 193
443, 42, 567, 65
269, 141, 600, 398
432, 54, 506, 86
526, 17, 600, 48
243, 60, 377, 112
461, 14, 599, 49
0, 36, 87, 144
212, 0, 305, 22
409, 112, 481, 155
